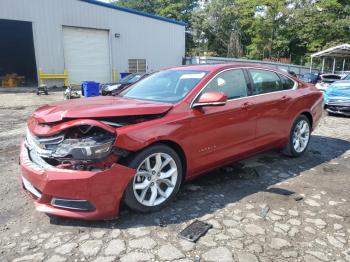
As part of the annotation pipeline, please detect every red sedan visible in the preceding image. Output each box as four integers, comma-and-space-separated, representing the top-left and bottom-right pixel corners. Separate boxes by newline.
20, 64, 323, 220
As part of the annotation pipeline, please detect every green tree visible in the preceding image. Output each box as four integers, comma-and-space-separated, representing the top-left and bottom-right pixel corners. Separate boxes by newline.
192, 0, 350, 64
115, 0, 350, 64
113, 0, 199, 53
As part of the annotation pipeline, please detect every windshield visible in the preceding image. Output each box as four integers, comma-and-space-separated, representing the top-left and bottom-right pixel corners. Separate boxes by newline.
120, 70, 208, 103
120, 74, 143, 84
345, 74, 350, 80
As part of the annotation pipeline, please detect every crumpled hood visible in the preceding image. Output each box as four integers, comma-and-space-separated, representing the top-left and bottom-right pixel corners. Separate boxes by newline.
32, 96, 173, 123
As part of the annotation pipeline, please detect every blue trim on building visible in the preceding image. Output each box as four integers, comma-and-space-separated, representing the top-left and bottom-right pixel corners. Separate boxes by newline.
79, 0, 187, 26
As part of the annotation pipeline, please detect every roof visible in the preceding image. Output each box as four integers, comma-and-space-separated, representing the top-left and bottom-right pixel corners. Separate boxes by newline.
168, 63, 289, 74
79, 0, 187, 26
311, 44, 350, 58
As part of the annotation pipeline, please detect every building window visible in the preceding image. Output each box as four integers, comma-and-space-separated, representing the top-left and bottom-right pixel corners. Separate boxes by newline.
128, 59, 147, 73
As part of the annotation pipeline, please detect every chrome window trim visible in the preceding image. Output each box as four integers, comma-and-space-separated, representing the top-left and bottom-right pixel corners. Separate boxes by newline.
190, 67, 298, 109
192, 101, 226, 108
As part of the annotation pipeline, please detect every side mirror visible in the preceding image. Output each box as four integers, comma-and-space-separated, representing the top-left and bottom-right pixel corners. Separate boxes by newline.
192, 92, 227, 108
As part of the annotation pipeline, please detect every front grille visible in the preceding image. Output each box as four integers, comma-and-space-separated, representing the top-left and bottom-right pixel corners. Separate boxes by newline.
24, 128, 55, 171
25, 128, 64, 158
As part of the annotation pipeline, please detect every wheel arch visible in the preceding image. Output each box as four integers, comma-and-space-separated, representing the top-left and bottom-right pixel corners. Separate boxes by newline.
300, 111, 313, 129
151, 140, 188, 182
119, 139, 188, 182
289, 110, 313, 133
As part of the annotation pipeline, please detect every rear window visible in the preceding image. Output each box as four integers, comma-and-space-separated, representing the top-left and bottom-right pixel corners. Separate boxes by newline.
248, 69, 283, 94
279, 74, 295, 90
322, 75, 341, 80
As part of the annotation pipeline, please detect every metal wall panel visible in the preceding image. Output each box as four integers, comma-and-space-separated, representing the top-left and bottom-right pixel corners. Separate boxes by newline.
62, 26, 111, 84
0, 0, 185, 85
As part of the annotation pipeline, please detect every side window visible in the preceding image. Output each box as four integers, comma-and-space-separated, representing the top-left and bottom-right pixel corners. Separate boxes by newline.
203, 69, 248, 99
249, 69, 283, 94
279, 74, 295, 90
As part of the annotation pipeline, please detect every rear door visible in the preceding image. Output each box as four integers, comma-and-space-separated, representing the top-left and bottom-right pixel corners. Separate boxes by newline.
188, 69, 257, 174
246, 68, 297, 146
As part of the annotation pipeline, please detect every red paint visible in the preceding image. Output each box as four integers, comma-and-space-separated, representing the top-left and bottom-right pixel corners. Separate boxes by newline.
28, 118, 116, 136
20, 64, 323, 220
196, 92, 227, 104
32, 96, 173, 123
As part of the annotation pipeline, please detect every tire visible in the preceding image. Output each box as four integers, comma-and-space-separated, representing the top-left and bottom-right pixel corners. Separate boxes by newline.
123, 144, 183, 213
283, 115, 311, 157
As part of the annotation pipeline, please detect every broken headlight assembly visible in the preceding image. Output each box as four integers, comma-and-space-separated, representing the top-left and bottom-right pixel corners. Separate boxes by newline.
52, 136, 114, 160
26, 125, 116, 166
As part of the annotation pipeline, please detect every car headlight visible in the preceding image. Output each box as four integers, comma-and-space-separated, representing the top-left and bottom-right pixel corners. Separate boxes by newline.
53, 136, 115, 160
26, 125, 116, 162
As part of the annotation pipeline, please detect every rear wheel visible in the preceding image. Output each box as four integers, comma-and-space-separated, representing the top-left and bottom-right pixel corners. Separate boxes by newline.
123, 144, 182, 213
283, 115, 311, 157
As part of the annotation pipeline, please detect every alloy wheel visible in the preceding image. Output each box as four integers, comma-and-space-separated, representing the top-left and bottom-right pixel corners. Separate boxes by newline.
133, 153, 178, 206
292, 119, 310, 153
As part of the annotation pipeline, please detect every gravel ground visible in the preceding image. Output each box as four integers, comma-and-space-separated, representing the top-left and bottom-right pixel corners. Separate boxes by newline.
0, 92, 349, 262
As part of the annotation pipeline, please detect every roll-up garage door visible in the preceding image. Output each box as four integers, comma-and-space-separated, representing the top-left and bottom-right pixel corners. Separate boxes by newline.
63, 26, 111, 84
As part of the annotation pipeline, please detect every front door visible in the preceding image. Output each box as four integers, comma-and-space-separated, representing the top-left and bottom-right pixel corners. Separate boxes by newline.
187, 69, 257, 175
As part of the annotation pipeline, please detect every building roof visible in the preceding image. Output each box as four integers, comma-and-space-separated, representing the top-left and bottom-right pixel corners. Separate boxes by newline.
311, 44, 350, 58
79, 0, 187, 26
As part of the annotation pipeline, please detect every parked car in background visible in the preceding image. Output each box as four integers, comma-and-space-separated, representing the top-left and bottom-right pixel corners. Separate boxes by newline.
20, 63, 323, 220
324, 81, 350, 116
100, 73, 150, 96
315, 74, 342, 91
280, 69, 297, 78
299, 72, 320, 84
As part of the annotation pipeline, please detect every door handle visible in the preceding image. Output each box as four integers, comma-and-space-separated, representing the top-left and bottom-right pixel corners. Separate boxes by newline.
241, 102, 254, 110
281, 95, 291, 101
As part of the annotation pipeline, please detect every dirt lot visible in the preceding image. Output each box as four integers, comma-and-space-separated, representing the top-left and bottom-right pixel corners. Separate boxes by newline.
0, 92, 349, 262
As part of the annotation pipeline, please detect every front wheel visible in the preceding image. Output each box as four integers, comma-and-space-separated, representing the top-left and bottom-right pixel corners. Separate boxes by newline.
283, 115, 311, 157
123, 144, 182, 213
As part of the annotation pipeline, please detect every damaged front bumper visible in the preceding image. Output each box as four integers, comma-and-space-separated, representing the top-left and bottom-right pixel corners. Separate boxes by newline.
19, 141, 135, 220
325, 102, 350, 116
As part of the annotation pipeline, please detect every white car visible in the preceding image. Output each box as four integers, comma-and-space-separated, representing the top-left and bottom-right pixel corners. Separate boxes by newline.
315, 74, 342, 91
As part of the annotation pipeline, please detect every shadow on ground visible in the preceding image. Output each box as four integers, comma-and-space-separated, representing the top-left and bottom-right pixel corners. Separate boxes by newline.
49, 135, 350, 229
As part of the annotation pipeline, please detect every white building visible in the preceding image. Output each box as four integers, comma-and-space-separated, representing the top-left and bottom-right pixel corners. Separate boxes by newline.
0, 0, 186, 86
